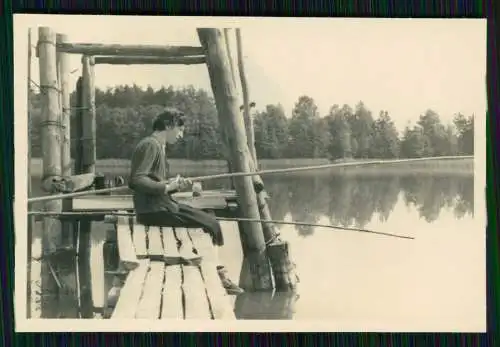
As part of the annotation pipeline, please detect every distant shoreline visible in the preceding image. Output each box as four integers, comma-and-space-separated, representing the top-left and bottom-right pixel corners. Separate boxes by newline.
29, 157, 474, 177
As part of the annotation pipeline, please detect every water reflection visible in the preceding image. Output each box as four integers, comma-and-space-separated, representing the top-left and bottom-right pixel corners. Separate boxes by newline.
225, 173, 480, 326
234, 291, 300, 320
263, 173, 474, 236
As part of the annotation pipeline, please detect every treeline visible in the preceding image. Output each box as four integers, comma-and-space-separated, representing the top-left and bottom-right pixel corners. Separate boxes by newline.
28, 84, 474, 160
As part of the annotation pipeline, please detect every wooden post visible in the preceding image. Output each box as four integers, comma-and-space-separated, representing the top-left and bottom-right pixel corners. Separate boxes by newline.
57, 34, 72, 177
81, 55, 96, 174
76, 58, 100, 317
74, 77, 84, 174
37, 26, 64, 317
197, 28, 273, 291
235, 29, 257, 164
56, 33, 75, 251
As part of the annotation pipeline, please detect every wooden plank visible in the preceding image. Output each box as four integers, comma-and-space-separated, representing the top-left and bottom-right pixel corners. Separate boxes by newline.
160, 265, 184, 319
176, 228, 202, 266
72, 190, 237, 211
162, 227, 182, 265
135, 262, 165, 318
188, 230, 236, 320
131, 222, 148, 259
182, 265, 211, 319
89, 226, 107, 317
94, 56, 206, 65
116, 214, 139, 270
111, 259, 150, 319
147, 226, 164, 261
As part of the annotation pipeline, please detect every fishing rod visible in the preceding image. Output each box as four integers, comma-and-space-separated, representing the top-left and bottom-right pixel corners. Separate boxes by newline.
26, 210, 414, 240
26, 155, 471, 204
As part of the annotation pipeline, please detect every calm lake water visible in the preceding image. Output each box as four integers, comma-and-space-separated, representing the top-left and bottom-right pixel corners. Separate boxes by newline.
209, 172, 483, 331
36, 171, 484, 331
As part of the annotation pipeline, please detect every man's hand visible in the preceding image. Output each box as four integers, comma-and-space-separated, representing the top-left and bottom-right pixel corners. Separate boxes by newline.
177, 176, 192, 190
165, 175, 192, 193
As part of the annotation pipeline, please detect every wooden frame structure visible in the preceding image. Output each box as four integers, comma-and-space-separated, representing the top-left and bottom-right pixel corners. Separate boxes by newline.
31, 26, 297, 319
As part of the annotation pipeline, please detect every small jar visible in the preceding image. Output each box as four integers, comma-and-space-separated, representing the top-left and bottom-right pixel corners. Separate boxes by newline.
192, 181, 203, 197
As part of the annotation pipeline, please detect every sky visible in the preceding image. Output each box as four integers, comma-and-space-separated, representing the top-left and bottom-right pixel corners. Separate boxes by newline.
14, 15, 486, 131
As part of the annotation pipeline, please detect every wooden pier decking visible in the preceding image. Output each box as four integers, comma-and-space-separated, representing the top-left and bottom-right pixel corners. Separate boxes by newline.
106, 213, 236, 320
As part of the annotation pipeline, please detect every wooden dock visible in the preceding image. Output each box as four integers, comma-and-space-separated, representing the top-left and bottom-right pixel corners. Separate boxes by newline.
104, 213, 236, 320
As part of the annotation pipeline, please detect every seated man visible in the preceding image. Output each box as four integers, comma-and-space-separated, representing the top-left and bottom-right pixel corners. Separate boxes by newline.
128, 107, 244, 295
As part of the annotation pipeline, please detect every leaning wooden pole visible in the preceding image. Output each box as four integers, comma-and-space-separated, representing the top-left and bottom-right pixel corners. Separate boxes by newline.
197, 28, 273, 291
235, 29, 258, 164
234, 29, 298, 291
220, 30, 264, 194
37, 26, 64, 317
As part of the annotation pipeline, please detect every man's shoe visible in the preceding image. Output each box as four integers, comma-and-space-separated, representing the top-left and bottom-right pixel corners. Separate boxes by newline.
217, 266, 244, 295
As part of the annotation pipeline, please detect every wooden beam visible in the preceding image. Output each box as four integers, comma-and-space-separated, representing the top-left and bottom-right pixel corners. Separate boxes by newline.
93, 55, 206, 65
81, 55, 96, 173
197, 28, 273, 291
57, 42, 204, 57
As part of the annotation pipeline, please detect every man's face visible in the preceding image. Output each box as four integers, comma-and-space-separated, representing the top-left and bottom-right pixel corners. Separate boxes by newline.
165, 125, 185, 144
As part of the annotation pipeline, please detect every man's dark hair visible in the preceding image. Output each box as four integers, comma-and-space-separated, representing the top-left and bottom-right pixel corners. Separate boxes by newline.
152, 107, 186, 131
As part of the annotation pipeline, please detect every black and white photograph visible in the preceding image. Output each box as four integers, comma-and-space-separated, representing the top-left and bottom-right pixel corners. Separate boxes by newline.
15, 15, 486, 332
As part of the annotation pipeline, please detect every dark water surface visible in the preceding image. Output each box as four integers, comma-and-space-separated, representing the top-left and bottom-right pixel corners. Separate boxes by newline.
34, 171, 483, 330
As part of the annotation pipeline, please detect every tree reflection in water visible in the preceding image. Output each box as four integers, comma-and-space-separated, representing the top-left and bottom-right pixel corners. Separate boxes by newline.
263, 172, 474, 237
